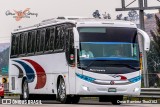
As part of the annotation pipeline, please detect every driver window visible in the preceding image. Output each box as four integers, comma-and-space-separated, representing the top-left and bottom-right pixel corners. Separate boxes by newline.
66, 28, 75, 66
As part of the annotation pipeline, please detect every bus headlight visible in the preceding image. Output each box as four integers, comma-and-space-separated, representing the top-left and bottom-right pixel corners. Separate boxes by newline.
134, 87, 140, 92
82, 85, 90, 91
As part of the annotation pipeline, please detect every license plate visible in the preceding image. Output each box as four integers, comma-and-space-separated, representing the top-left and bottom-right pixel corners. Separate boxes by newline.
108, 88, 116, 92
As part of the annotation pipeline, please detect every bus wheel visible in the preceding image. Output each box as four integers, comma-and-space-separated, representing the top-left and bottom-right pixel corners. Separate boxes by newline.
1, 96, 4, 99
71, 96, 80, 104
57, 78, 71, 104
111, 95, 123, 105
21, 80, 29, 100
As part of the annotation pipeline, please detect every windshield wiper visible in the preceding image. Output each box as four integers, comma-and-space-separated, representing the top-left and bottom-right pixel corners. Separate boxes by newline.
84, 60, 96, 70
109, 63, 140, 70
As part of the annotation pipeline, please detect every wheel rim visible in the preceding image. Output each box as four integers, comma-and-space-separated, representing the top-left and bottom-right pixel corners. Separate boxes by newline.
23, 82, 28, 99
58, 79, 66, 100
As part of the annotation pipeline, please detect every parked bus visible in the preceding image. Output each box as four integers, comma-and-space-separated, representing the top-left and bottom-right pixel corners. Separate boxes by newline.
9, 18, 150, 104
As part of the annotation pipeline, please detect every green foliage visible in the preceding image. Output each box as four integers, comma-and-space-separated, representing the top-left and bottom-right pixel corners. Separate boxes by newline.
147, 41, 160, 72
148, 14, 160, 87
149, 14, 160, 72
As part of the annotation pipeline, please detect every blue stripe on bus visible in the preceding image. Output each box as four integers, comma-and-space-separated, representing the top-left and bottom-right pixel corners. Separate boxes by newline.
128, 75, 141, 83
81, 42, 136, 44
76, 73, 141, 84
76, 73, 96, 82
13, 60, 35, 83
80, 57, 138, 61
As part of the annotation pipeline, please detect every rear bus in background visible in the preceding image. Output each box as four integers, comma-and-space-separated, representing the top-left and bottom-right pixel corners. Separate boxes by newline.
9, 18, 150, 105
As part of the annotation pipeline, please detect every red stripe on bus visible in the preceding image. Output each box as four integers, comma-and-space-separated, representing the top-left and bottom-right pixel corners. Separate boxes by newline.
23, 59, 46, 89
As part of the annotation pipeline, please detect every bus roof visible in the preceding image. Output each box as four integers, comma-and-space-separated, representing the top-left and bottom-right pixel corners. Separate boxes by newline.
75, 19, 137, 28
13, 18, 137, 33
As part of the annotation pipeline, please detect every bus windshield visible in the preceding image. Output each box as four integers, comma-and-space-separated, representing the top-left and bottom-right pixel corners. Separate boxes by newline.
79, 42, 139, 61
77, 27, 140, 72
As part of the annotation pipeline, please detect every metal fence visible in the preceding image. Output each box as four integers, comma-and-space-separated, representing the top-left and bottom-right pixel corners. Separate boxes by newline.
141, 73, 160, 88
4, 83, 9, 91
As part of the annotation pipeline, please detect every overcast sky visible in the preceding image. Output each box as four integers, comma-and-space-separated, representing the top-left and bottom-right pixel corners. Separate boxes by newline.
0, 0, 160, 43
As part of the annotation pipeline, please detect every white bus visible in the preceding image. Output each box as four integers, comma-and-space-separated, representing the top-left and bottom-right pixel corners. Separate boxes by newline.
9, 18, 150, 104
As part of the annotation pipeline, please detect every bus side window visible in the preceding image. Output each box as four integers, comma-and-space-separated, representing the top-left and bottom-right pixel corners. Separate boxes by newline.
69, 30, 75, 63
40, 29, 46, 53
15, 34, 20, 56
27, 32, 32, 54
66, 29, 75, 66
36, 30, 41, 53
45, 28, 51, 52
50, 27, 55, 51
11, 34, 16, 57
31, 31, 36, 53
54, 26, 65, 51
60, 26, 65, 51
54, 26, 61, 51
23, 32, 28, 55
19, 33, 24, 55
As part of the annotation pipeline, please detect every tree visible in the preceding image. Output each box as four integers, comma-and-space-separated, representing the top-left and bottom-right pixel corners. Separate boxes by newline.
128, 10, 139, 21
150, 14, 160, 57
148, 14, 160, 87
92, 10, 101, 19
146, 13, 153, 19
102, 12, 107, 19
116, 14, 123, 20
107, 13, 111, 19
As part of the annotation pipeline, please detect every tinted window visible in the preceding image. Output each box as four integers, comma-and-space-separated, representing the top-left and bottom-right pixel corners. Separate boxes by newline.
66, 29, 75, 66
49, 27, 55, 51
11, 34, 16, 56
23, 32, 28, 54
36, 30, 41, 52
45, 28, 51, 51
10, 23, 73, 58
40, 29, 46, 52
19, 33, 24, 55
54, 26, 65, 51
78, 27, 137, 43
27, 32, 32, 53
15, 34, 20, 55
31, 31, 36, 53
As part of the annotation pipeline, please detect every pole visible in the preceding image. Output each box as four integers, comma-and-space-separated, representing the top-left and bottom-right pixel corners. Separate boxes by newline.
139, 0, 145, 30
122, 0, 125, 9
138, 0, 149, 88
144, 0, 148, 7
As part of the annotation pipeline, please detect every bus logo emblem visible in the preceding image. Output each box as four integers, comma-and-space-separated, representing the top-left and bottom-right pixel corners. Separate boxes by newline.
110, 81, 115, 85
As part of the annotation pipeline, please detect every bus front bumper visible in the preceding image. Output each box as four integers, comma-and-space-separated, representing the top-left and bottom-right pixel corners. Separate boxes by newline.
76, 77, 141, 96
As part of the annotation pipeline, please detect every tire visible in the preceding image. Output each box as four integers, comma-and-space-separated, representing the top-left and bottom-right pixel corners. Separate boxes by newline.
21, 80, 29, 100
57, 78, 71, 104
1, 96, 4, 99
71, 96, 80, 104
111, 96, 123, 105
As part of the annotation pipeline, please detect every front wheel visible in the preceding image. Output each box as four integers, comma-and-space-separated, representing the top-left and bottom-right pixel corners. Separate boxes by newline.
71, 96, 80, 104
1, 96, 4, 99
57, 78, 71, 104
21, 80, 29, 100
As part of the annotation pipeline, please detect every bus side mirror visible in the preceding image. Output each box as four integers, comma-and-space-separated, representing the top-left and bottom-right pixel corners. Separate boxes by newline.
138, 29, 150, 51
73, 27, 79, 49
